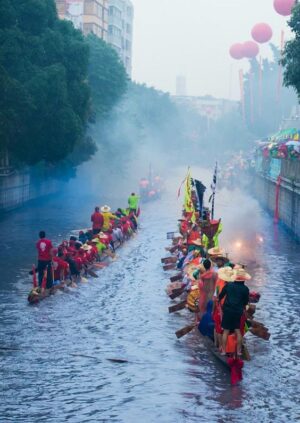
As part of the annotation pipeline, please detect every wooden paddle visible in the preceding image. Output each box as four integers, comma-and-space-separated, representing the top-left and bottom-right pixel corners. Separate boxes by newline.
161, 257, 177, 264
170, 273, 183, 282
163, 263, 176, 271
169, 287, 185, 300
86, 268, 99, 278
168, 300, 186, 313
175, 324, 196, 339
242, 343, 251, 361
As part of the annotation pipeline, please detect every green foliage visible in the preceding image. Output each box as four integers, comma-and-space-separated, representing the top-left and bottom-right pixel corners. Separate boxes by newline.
0, 0, 91, 166
244, 46, 297, 137
282, 4, 300, 100
87, 34, 128, 118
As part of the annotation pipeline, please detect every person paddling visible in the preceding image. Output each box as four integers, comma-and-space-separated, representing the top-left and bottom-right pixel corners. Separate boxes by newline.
101, 205, 118, 232
36, 231, 53, 289
218, 268, 250, 356
91, 207, 104, 235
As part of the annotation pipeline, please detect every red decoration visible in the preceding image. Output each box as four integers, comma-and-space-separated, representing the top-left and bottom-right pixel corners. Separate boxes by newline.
229, 43, 244, 60
243, 41, 259, 58
227, 357, 244, 385
274, 176, 282, 223
273, 0, 296, 16
251, 23, 273, 44
32, 265, 38, 288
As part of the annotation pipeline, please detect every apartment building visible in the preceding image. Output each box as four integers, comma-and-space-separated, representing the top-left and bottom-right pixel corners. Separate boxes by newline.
108, 0, 134, 76
55, 0, 108, 41
55, 0, 133, 75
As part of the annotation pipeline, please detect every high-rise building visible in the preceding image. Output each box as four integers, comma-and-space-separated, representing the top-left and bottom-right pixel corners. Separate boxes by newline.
108, 0, 134, 76
55, 0, 108, 41
176, 75, 187, 96
55, 0, 133, 75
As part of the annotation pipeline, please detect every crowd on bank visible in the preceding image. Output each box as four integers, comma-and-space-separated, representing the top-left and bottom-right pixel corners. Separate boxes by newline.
33, 194, 140, 291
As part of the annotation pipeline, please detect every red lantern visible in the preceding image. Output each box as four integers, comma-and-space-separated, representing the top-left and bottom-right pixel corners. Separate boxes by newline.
273, 0, 296, 16
243, 41, 259, 58
251, 23, 273, 44
229, 43, 244, 60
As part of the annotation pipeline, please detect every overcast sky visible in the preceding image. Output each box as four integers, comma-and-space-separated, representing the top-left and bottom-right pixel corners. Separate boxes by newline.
130, 0, 293, 100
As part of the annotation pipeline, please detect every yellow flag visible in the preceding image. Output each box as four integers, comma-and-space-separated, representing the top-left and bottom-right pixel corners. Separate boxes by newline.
183, 170, 196, 222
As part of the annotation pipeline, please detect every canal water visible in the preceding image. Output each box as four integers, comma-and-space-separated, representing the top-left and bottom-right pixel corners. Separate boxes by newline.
0, 169, 300, 423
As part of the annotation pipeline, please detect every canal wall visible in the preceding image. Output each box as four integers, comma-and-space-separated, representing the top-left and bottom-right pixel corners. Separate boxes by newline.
253, 158, 300, 239
0, 169, 62, 212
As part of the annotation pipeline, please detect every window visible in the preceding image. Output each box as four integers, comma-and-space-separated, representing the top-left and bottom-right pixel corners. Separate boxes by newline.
126, 39, 131, 51
126, 23, 131, 34
127, 6, 132, 17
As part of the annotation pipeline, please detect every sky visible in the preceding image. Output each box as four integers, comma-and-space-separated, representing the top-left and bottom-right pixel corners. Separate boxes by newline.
130, 0, 293, 100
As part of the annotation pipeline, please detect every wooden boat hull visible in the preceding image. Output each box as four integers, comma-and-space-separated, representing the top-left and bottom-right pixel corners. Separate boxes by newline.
27, 241, 123, 305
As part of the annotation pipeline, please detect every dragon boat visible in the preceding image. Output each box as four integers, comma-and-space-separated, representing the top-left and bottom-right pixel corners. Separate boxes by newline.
162, 171, 270, 384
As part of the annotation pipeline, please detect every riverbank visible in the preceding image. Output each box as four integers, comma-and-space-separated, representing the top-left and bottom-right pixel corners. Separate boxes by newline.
253, 158, 300, 241
0, 170, 63, 212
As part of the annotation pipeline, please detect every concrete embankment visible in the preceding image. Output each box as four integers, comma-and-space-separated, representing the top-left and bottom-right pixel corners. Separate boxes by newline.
253, 159, 300, 240
0, 169, 61, 212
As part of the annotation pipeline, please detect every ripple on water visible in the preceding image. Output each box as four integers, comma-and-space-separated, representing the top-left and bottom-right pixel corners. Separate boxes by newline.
1, 182, 300, 422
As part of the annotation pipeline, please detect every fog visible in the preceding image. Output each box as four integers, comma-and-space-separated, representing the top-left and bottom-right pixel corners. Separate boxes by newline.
63, 1, 297, 202
131, 0, 292, 99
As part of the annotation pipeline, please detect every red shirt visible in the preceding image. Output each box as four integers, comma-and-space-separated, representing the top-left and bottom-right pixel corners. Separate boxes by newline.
91, 212, 104, 230
52, 257, 69, 280
36, 238, 53, 261
74, 256, 83, 271
187, 230, 201, 245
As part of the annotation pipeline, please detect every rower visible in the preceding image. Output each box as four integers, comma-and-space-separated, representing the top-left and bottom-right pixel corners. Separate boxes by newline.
100, 205, 118, 232
36, 231, 53, 289
91, 206, 104, 235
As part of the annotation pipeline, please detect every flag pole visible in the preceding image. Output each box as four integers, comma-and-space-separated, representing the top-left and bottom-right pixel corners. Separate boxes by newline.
211, 162, 218, 220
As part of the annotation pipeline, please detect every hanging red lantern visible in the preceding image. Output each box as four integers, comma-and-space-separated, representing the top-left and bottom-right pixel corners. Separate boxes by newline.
273, 0, 296, 16
251, 23, 273, 44
229, 43, 244, 60
243, 41, 259, 58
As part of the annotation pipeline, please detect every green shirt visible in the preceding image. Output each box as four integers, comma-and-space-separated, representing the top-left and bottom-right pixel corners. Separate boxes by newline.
128, 195, 139, 210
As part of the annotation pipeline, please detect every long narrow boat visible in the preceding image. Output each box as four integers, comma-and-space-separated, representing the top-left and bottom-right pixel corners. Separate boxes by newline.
163, 171, 269, 384
27, 232, 135, 304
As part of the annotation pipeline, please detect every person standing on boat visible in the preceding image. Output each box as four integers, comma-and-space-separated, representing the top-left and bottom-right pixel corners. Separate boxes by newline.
91, 207, 104, 235
128, 193, 140, 215
36, 231, 53, 289
218, 268, 250, 356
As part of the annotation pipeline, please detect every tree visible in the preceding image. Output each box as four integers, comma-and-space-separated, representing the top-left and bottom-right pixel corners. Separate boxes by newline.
86, 34, 128, 118
244, 46, 297, 137
0, 0, 91, 166
282, 4, 300, 101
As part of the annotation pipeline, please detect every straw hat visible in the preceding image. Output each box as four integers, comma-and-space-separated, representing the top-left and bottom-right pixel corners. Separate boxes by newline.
99, 232, 108, 238
232, 268, 252, 281
101, 205, 111, 213
82, 244, 92, 251
191, 239, 203, 247
208, 247, 225, 256
91, 238, 99, 243
218, 267, 234, 282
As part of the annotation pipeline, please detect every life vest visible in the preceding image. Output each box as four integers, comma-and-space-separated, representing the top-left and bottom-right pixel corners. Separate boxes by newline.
226, 333, 237, 354
187, 285, 200, 312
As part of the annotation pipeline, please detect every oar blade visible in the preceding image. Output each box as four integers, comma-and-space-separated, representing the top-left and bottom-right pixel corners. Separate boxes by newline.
168, 300, 186, 314
175, 324, 195, 339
